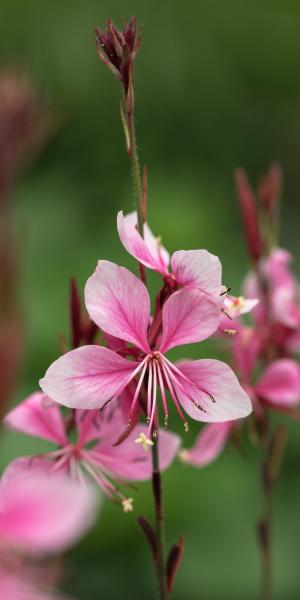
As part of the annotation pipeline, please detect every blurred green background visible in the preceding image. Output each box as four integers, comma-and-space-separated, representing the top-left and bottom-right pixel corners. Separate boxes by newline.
1, 1, 300, 598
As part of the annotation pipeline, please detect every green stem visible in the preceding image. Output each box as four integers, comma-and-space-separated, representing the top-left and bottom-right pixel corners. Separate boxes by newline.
128, 111, 144, 235
152, 436, 168, 600
259, 447, 272, 600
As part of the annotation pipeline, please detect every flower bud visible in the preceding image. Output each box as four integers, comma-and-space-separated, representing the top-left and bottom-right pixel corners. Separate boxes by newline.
235, 168, 263, 262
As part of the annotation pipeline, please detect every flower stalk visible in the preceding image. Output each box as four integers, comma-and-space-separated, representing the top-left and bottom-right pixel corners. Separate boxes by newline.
95, 18, 169, 597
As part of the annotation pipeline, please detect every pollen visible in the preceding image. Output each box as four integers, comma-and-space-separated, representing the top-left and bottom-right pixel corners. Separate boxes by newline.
122, 497, 134, 513
178, 449, 191, 463
134, 432, 154, 451
184, 421, 189, 434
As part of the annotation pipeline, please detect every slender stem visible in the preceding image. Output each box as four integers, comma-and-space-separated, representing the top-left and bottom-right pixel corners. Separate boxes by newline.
128, 111, 144, 235
122, 92, 168, 597
152, 435, 168, 600
258, 441, 272, 600
258, 424, 286, 600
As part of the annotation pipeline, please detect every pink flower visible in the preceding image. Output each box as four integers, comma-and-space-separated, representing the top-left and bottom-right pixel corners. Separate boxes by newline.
0, 464, 97, 598
179, 358, 300, 468
232, 326, 300, 415
0, 569, 67, 600
180, 421, 235, 467
244, 248, 300, 331
0, 465, 98, 555
117, 211, 225, 300
40, 260, 252, 439
4, 391, 180, 509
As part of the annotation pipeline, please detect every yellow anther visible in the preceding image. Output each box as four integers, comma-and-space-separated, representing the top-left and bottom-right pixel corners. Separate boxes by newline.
122, 497, 134, 513
178, 449, 191, 463
184, 421, 189, 434
134, 432, 154, 451
224, 328, 237, 336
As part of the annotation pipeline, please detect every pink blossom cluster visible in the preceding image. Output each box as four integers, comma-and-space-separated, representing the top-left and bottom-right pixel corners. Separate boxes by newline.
181, 168, 300, 468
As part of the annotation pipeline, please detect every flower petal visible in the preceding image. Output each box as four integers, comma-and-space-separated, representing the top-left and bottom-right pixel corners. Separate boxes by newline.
175, 359, 252, 421
181, 422, 233, 467
159, 289, 220, 353
171, 249, 223, 296
4, 392, 67, 446
91, 424, 180, 480
0, 468, 99, 554
40, 346, 139, 410
255, 359, 300, 408
223, 295, 259, 318
85, 260, 150, 352
117, 211, 169, 274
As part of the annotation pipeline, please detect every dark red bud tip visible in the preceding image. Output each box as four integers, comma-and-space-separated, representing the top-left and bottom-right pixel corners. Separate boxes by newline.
94, 17, 141, 97
137, 516, 157, 559
70, 277, 82, 349
235, 168, 263, 262
259, 162, 282, 215
166, 536, 185, 593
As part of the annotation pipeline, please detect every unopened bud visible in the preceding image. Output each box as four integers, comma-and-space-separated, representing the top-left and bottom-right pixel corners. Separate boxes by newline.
235, 168, 262, 262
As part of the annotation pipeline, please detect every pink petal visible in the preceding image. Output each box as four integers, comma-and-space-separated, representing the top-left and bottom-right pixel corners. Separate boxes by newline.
85, 260, 150, 352
0, 569, 64, 600
231, 326, 261, 381
171, 249, 223, 296
264, 248, 294, 288
40, 346, 139, 410
1, 457, 54, 488
175, 359, 252, 421
0, 469, 99, 554
91, 424, 180, 480
223, 295, 259, 318
117, 211, 169, 274
76, 409, 101, 445
255, 359, 300, 408
181, 422, 233, 467
159, 289, 220, 353
4, 392, 67, 446
271, 286, 300, 329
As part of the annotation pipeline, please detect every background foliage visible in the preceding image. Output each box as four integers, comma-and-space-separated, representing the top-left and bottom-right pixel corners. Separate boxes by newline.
1, 1, 300, 598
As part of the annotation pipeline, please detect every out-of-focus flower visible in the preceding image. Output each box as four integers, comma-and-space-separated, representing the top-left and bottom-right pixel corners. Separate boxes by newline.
0, 466, 98, 599
0, 465, 98, 554
179, 421, 235, 467
4, 392, 180, 509
258, 162, 282, 217
40, 260, 251, 439
235, 169, 262, 263
0, 70, 52, 197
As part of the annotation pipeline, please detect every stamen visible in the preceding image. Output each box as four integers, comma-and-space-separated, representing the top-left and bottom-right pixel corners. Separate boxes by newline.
122, 497, 134, 513
147, 360, 153, 420
134, 432, 154, 451
156, 361, 169, 423
162, 356, 215, 406
147, 360, 158, 436
50, 452, 70, 473
128, 359, 148, 418
160, 361, 187, 425
162, 360, 207, 413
